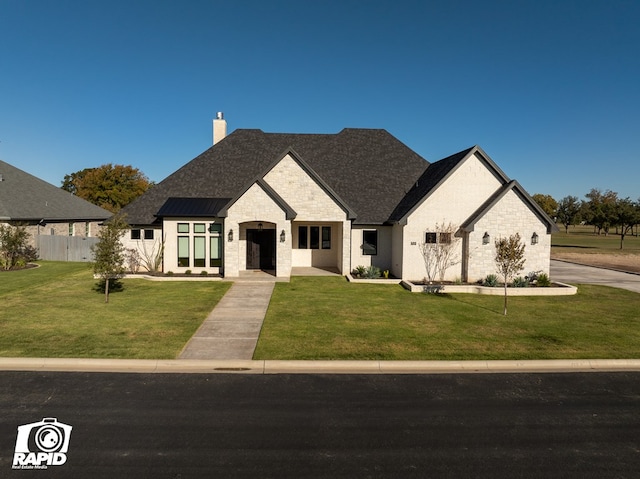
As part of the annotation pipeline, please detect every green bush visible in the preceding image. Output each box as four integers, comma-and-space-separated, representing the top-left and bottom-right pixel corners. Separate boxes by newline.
200, 271, 208, 276
185, 270, 192, 275
363, 266, 381, 279
512, 276, 529, 288
536, 273, 552, 287
483, 274, 499, 287
352, 265, 367, 277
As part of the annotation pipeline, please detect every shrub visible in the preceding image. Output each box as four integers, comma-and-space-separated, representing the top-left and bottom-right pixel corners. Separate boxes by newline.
200, 271, 208, 276
166, 271, 174, 276
483, 274, 499, 287
185, 270, 192, 275
363, 265, 381, 279
126, 248, 141, 274
535, 273, 551, 287
383, 270, 390, 279
512, 276, 529, 288
0, 224, 37, 270
352, 265, 367, 278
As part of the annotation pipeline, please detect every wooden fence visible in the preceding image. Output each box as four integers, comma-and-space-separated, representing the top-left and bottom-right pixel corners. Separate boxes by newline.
36, 235, 99, 262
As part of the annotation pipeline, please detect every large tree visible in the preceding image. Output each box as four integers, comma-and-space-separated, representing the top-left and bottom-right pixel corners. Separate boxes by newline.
61, 164, 152, 213
584, 188, 618, 235
494, 233, 526, 316
532, 193, 558, 219
556, 196, 582, 234
613, 198, 640, 250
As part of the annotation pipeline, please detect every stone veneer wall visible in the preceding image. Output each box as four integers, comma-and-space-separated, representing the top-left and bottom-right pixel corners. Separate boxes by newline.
401, 153, 503, 281
466, 189, 551, 282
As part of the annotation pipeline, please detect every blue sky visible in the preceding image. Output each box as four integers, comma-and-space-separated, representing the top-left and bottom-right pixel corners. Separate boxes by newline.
1, 0, 639, 201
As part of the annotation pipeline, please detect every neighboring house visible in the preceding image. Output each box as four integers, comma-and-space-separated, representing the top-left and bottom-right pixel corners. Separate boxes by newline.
0, 160, 112, 261
120, 114, 557, 281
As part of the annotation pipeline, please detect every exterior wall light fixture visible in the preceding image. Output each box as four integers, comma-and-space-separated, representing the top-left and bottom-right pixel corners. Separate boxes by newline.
258, 222, 263, 231
280, 229, 286, 243
228, 229, 233, 242
531, 232, 539, 245
482, 232, 490, 245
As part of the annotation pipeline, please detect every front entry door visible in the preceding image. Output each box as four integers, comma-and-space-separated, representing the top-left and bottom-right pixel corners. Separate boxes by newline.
246, 229, 275, 271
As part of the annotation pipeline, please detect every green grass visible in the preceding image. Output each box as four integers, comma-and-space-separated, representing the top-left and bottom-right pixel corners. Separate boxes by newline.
254, 277, 640, 360
0, 262, 230, 358
553, 224, 640, 254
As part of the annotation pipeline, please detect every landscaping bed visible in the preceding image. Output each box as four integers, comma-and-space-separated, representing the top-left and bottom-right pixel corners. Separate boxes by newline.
400, 280, 577, 295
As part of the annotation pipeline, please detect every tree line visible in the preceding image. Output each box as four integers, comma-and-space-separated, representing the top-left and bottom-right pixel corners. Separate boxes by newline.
532, 189, 640, 249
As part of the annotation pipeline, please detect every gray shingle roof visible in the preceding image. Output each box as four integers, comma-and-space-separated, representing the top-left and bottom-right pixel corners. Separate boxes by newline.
121, 128, 430, 225
388, 145, 512, 223
0, 160, 112, 222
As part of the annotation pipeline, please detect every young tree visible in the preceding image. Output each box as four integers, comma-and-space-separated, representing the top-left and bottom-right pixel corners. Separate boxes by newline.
556, 196, 582, 234
417, 222, 461, 284
532, 193, 558, 219
0, 224, 38, 270
494, 233, 526, 316
61, 164, 152, 213
92, 214, 128, 303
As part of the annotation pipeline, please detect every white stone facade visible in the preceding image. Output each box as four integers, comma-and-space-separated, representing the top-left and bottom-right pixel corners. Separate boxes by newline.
465, 190, 551, 282
120, 149, 554, 282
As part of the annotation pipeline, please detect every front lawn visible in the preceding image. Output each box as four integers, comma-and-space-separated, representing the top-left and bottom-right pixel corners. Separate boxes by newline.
254, 277, 640, 360
0, 262, 231, 358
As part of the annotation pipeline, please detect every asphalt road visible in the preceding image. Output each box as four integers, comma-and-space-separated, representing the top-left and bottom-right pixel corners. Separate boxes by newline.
1, 372, 639, 478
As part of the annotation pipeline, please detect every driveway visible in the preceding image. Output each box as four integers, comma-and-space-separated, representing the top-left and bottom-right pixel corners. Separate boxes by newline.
551, 260, 640, 293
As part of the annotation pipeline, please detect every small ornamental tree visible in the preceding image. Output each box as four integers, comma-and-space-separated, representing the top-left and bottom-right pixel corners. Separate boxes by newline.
92, 214, 128, 303
494, 233, 526, 316
417, 222, 461, 283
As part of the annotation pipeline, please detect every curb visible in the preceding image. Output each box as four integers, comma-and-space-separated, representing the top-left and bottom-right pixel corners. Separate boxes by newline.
0, 358, 639, 374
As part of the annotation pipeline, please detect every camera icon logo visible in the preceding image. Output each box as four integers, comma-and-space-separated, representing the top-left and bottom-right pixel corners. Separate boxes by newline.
13, 418, 73, 470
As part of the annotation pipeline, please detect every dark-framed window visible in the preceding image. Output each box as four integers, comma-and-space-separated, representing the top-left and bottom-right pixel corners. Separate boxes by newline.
209, 223, 223, 267
439, 232, 452, 244
144, 229, 154, 240
298, 226, 308, 249
362, 230, 378, 255
178, 236, 189, 267
131, 229, 141, 240
425, 232, 437, 244
322, 226, 331, 249
310, 226, 320, 249
194, 236, 206, 267
177, 223, 189, 234
194, 223, 206, 234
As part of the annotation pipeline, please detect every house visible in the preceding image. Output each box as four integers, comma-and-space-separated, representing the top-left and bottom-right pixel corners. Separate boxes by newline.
0, 159, 112, 261
120, 114, 557, 281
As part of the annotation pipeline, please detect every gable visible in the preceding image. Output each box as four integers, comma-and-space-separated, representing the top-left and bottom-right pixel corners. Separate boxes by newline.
262, 151, 355, 221
400, 148, 506, 227
461, 180, 559, 234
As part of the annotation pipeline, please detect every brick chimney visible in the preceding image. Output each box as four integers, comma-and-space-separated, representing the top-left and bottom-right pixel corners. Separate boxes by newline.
213, 112, 227, 145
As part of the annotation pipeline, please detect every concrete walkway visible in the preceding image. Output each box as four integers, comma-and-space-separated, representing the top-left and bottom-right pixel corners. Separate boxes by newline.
551, 260, 640, 293
179, 281, 275, 360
